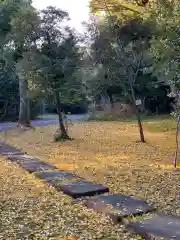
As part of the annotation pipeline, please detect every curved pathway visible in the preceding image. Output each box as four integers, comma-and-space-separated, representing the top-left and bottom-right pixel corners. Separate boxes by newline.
0, 114, 89, 132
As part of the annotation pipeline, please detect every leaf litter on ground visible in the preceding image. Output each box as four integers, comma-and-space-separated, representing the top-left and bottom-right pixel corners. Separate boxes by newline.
0, 121, 180, 239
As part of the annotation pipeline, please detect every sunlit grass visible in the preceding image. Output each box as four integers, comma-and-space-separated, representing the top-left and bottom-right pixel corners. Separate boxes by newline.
88, 113, 176, 132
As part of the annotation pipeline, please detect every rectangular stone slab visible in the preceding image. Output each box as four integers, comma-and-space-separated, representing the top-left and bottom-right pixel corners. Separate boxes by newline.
128, 213, 180, 239
35, 170, 81, 182
49, 179, 109, 198
85, 194, 154, 222
16, 160, 57, 173
8, 155, 41, 163
0, 143, 22, 156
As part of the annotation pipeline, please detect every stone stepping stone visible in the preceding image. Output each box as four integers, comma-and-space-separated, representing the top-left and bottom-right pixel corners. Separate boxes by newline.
48, 179, 109, 198
85, 194, 154, 222
8, 155, 56, 173
17, 160, 57, 173
0, 143, 22, 156
8, 155, 40, 163
36, 170, 81, 182
128, 213, 180, 239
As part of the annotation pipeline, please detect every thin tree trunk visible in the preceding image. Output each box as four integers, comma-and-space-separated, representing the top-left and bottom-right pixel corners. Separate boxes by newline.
136, 108, 145, 143
55, 90, 70, 139
130, 83, 145, 143
18, 72, 31, 127
174, 116, 180, 168
89, 101, 96, 118
107, 91, 114, 109
142, 97, 146, 113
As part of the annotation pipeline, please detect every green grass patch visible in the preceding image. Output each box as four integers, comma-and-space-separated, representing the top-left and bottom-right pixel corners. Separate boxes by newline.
144, 118, 177, 132
87, 113, 176, 132
88, 112, 172, 122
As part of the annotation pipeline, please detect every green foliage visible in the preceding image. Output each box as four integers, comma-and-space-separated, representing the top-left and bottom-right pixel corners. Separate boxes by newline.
85, 16, 166, 109
145, 118, 177, 132
150, 0, 180, 88
21, 7, 83, 105
0, 48, 19, 121
0, 0, 33, 46
0, 47, 40, 121
0, 0, 179, 125
0, 0, 41, 124
0, 2, 85, 124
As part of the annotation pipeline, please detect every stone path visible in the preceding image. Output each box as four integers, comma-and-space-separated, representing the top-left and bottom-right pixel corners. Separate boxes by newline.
0, 142, 23, 156
128, 213, 180, 239
85, 194, 154, 222
1, 143, 180, 240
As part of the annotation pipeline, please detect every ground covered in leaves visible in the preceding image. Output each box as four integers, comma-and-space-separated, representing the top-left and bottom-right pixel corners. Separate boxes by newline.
1, 120, 180, 239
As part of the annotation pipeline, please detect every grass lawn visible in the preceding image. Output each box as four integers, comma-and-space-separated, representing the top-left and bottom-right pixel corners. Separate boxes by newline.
0, 119, 180, 239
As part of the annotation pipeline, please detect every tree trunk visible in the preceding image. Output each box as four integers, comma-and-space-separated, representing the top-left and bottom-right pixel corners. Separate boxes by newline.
107, 90, 114, 109
130, 84, 145, 143
18, 72, 31, 127
174, 115, 180, 168
136, 108, 145, 143
142, 97, 146, 113
55, 90, 70, 139
89, 101, 96, 118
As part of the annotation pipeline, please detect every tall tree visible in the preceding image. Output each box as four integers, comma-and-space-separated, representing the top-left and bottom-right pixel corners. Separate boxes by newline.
85, 15, 154, 142
150, 0, 180, 166
10, 3, 40, 126
0, 0, 40, 126
21, 7, 82, 140
0, 47, 19, 121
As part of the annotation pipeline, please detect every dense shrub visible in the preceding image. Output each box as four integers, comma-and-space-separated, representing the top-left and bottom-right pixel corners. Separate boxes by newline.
45, 103, 88, 114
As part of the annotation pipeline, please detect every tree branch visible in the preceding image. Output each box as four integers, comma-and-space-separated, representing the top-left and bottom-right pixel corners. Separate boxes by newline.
94, 0, 140, 14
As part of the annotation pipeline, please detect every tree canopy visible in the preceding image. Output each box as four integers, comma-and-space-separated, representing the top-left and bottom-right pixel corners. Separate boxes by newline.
0, 0, 179, 142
